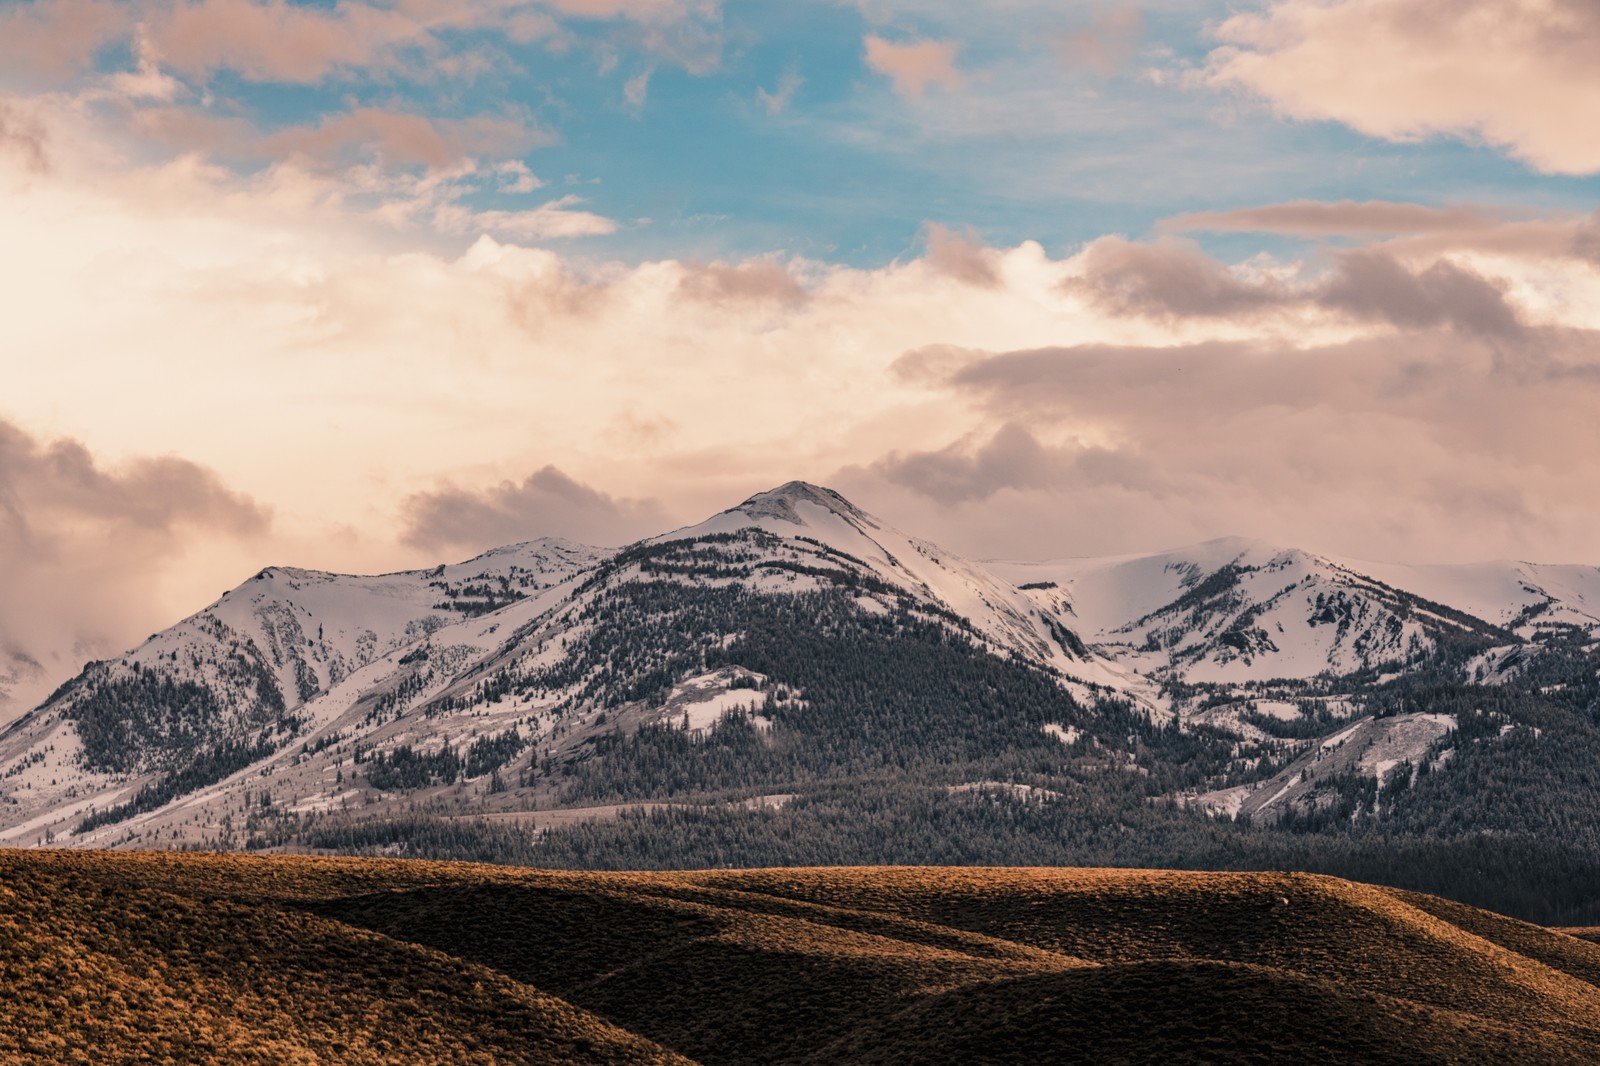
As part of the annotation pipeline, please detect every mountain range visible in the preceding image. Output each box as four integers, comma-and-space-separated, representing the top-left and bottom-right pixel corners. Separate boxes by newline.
3, 482, 1598, 922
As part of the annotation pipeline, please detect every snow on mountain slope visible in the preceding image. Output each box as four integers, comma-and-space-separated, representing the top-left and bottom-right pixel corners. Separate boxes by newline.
662, 482, 1135, 695
7, 481, 1598, 851
64, 536, 604, 726
1189, 711, 1457, 821
20, 571, 594, 849
2, 483, 1156, 848
1348, 559, 1600, 643
990, 538, 1509, 686
0, 539, 608, 845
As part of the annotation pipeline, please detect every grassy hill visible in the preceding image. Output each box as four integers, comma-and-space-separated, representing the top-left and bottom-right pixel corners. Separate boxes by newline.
2, 851, 1599, 1064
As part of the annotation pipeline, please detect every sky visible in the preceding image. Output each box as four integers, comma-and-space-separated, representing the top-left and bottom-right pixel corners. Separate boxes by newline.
2, 0, 1600, 711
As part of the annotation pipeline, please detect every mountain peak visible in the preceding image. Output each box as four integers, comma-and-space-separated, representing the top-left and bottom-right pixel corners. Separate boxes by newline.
728, 481, 869, 526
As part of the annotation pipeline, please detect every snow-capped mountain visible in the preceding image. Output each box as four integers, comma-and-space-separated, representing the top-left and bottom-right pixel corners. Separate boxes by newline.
0, 539, 605, 844
0, 483, 1114, 847
1350, 558, 1600, 644
990, 538, 1513, 688
1, 482, 1595, 852
652, 482, 1131, 691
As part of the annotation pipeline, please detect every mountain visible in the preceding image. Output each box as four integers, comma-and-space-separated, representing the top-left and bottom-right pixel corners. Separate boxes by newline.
989, 537, 1515, 688
6, 850, 1600, 1065
0, 539, 605, 844
3, 482, 1599, 923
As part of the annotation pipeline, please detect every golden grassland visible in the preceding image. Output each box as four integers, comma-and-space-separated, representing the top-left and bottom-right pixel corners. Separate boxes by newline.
2, 851, 1599, 1064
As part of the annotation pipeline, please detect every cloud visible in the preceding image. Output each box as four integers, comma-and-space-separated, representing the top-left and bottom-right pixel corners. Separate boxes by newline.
876, 422, 1067, 503
436, 194, 619, 239
1317, 250, 1523, 339
863, 35, 965, 99
541, 0, 717, 19
1055, 5, 1142, 76
1073, 235, 1288, 319
0, 103, 49, 173
0, 419, 270, 720
495, 160, 543, 193
7, 106, 1600, 673
623, 69, 653, 108
923, 223, 1001, 288
400, 466, 667, 551
0, 0, 132, 84
261, 109, 549, 171
1167, 200, 1511, 238
1574, 214, 1600, 265
867, 322, 1600, 561
678, 259, 808, 306
0, 0, 720, 99
757, 65, 803, 116
0, 0, 722, 91
1166, 201, 1600, 268
147, 0, 433, 84
1072, 235, 1526, 337
1204, 0, 1600, 175
0, 425, 268, 538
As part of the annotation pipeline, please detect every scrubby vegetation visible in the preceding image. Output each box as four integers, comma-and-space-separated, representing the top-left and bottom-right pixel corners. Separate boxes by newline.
2, 850, 1599, 1064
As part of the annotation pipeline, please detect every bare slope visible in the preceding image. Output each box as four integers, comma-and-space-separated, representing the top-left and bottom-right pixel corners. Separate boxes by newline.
3, 851, 1598, 1065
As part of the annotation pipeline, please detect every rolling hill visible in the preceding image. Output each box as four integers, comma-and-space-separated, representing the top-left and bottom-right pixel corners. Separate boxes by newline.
2, 849, 1598, 1065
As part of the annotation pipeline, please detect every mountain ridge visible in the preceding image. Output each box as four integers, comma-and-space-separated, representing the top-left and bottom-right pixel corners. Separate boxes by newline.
2, 482, 1598, 924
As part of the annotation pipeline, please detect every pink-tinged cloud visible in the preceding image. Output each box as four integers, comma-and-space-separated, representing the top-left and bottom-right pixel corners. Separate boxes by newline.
1074, 236, 1289, 319
263, 109, 547, 171
539, 0, 713, 19
856, 319, 1600, 562
0, 0, 131, 83
757, 67, 803, 116
1072, 235, 1525, 338
922, 223, 1001, 288
0, 419, 271, 720
1167, 200, 1511, 238
678, 259, 808, 306
0, 0, 720, 90
1055, 5, 1142, 77
400, 465, 666, 551
0, 103, 49, 173
129, 105, 546, 177
436, 195, 618, 239
149, 0, 436, 83
863, 35, 965, 99
1205, 0, 1600, 175
1166, 201, 1600, 266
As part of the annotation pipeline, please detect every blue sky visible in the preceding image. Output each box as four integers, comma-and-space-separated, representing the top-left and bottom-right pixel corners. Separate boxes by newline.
24, 0, 1590, 265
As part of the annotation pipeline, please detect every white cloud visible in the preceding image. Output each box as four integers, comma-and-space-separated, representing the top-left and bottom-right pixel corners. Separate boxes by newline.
757, 65, 803, 115
623, 69, 653, 108
1204, 0, 1600, 175
6, 97, 1600, 712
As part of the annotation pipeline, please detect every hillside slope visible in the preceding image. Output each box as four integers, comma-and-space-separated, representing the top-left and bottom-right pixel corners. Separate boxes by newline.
3, 850, 1599, 1065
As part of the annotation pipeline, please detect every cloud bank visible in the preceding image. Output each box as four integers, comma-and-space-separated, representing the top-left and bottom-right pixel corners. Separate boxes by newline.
401, 466, 667, 553
1205, 0, 1600, 175
0, 419, 270, 719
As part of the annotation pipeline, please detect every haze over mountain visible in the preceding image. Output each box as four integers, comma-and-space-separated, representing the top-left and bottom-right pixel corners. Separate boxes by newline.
4, 482, 1597, 924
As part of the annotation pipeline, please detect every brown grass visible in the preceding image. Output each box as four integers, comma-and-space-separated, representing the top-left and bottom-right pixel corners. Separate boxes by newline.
2, 851, 1598, 1064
